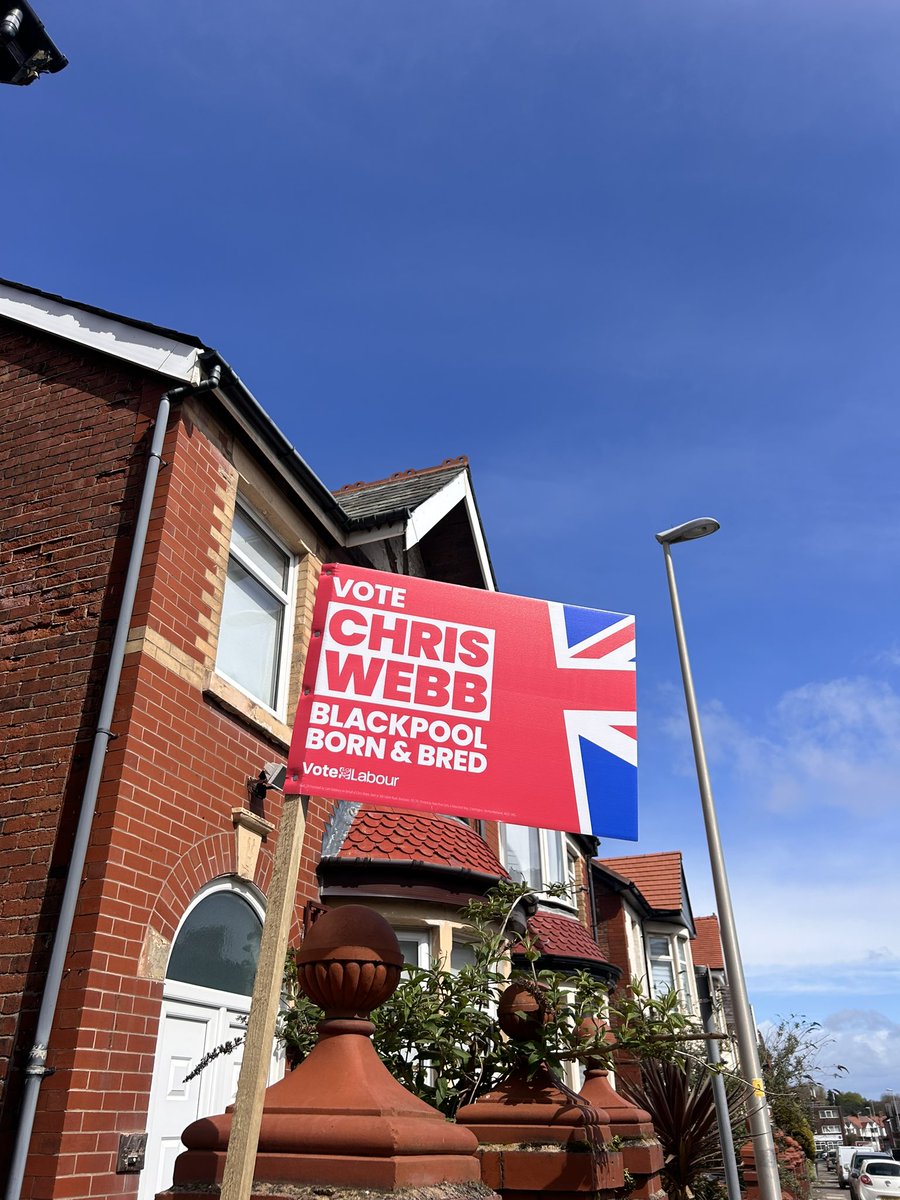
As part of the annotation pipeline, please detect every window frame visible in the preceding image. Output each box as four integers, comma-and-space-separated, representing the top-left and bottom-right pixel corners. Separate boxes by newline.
395, 929, 431, 970
644, 927, 697, 1013
500, 823, 578, 909
214, 499, 297, 720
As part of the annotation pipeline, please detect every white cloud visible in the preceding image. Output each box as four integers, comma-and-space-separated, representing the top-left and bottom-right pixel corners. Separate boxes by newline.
665, 675, 900, 817
819, 1010, 900, 1097
755, 1009, 900, 1097
875, 645, 900, 668
748, 950, 900, 997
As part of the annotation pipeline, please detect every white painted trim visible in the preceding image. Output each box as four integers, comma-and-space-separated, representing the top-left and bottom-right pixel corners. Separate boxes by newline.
404, 472, 495, 590
0, 283, 202, 383
344, 520, 407, 546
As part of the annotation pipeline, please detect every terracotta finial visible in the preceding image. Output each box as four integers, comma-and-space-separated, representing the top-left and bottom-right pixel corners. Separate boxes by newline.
173, 905, 486, 1193
497, 979, 551, 1041
296, 903, 402, 1018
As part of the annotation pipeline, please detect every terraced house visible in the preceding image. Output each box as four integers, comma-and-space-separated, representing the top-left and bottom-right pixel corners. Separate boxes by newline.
0, 278, 617, 1200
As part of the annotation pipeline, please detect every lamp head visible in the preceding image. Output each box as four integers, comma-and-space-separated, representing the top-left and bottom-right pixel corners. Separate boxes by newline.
655, 517, 720, 545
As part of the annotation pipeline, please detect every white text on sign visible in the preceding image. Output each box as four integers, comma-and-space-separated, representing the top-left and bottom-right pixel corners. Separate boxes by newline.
316, 601, 495, 719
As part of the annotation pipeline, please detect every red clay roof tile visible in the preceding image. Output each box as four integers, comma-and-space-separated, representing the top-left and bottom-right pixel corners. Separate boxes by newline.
525, 911, 611, 965
595, 851, 684, 911
693, 915, 725, 969
336, 805, 507, 878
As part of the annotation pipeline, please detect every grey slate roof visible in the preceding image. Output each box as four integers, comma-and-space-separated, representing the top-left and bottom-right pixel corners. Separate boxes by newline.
334, 457, 469, 523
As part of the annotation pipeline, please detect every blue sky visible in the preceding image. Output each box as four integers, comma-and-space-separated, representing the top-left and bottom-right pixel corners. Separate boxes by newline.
7, 0, 900, 1097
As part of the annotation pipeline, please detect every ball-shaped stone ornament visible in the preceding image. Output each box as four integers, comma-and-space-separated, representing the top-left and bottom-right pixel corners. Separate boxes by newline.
575, 1015, 615, 1069
497, 979, 550, 1041
297, 904, 404, 1018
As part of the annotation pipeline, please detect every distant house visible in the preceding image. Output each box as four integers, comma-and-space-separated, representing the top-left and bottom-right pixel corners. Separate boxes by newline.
844, 1113, 888, 1150
804, 1090, 846, 1151
691, 913, 737, 1066
592, 851, 700, 1019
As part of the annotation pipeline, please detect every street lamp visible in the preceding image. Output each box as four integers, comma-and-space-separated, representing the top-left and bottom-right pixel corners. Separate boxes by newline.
0, 2, 67, 85
656, 517, 782, 1200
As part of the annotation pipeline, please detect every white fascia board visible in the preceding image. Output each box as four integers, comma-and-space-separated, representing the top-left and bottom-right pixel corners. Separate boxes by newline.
0, 283, 202, 383
404, 471, 496, 590
344, 520, 407, 547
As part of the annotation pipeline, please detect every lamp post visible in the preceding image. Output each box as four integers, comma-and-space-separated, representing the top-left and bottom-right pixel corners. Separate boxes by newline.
656, 517, 781, 1200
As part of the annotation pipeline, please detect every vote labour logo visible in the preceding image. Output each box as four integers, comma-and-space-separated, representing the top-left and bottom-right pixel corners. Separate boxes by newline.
286, 564, 638, 840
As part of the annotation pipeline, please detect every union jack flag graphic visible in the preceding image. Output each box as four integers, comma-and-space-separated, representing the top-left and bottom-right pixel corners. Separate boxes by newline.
547, 603, 637, 840
287, 566, 638, 841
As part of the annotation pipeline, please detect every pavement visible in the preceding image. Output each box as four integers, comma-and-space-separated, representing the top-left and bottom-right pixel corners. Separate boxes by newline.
812, 1164, 847, 1200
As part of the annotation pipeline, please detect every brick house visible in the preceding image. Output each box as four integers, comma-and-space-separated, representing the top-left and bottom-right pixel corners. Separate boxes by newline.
592, 851, 700, 1019
0, 278, 613, 1200
691, 913, 736, 1069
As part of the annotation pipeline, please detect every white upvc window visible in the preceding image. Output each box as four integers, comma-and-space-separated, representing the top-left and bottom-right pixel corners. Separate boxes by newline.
396, 930, 431, 969
646, 930, 695, 1012
215, 502, 295, 716
450, 937, 476, 973
501, 823, 577, 907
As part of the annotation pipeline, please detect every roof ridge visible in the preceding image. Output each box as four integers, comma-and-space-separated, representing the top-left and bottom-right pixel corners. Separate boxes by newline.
333, 456, 469, 495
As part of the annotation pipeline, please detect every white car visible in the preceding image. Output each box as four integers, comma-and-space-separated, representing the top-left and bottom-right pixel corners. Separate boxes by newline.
849, 1158, 900, 1200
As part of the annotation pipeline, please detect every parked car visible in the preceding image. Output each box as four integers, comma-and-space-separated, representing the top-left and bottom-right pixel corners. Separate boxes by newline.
840, 1146, 881, 1188
849, 1158, 900, 1200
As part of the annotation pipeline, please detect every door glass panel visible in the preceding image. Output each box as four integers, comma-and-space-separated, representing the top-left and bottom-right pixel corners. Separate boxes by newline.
167, 892, 262, 994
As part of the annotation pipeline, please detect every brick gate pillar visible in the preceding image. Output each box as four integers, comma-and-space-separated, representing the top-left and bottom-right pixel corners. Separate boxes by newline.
456, 981, 625, 1200
167, 905, 493, 1200
577, 1018, 666, 1200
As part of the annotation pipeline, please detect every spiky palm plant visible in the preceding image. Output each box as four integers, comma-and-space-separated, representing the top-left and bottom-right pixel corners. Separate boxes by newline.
620, 1057, 747, 1200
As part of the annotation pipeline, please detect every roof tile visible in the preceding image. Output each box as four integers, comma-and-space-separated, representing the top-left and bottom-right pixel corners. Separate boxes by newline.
336, 805, 507, 878
596, 852, 684, 911
692, 915, 725, 969
522, 911, 612, 966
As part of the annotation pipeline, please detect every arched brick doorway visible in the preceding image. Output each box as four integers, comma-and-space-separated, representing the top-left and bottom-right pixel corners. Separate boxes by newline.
139, 877, 283, 1199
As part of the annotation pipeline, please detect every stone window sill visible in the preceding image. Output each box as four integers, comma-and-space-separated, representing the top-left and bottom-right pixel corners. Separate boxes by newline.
203, 670, 293, 750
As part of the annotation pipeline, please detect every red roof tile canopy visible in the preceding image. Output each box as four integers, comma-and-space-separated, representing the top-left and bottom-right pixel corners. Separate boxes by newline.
336, 805, 507, 879
525, 911, 612, 966
693, 915, 725, 969
596, 851, 684, 911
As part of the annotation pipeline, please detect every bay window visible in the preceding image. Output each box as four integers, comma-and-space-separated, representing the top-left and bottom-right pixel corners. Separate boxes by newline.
215, 502, 294, 715
646, 931, 695, 1011
502, 823, 576, 905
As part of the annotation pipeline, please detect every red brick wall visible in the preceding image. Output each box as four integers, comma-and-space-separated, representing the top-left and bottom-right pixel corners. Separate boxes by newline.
1, 327, 334, 1198
592, 881, 644, 1088
0, 323, 158, 1170
593, 885, 630, 970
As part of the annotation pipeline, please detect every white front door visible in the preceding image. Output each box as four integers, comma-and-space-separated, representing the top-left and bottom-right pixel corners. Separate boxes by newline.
138, 879, 283, 1200
139, 981, 283, 1200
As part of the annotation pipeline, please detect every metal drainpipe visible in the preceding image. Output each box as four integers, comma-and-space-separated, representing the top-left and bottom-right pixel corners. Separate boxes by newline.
696, 965, 742, 1200
4, 364, 221, 1200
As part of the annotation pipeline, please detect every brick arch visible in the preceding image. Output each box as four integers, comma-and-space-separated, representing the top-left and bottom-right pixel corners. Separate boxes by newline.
148, 832, 274, 945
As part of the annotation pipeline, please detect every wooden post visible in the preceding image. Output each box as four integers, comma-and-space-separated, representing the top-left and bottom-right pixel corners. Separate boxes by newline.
219, 792, 309, 1200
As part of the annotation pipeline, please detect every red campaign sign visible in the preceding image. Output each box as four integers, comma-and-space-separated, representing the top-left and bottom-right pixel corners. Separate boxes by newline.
285, 565, 638, 839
